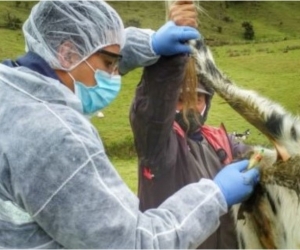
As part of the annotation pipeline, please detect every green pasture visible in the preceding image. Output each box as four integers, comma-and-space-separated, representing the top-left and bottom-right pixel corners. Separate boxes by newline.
1, 1, 300, 193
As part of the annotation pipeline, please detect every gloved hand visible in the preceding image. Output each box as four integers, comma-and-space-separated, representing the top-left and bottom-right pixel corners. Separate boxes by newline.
151, 21, 200, 56
213, 159, 260, 207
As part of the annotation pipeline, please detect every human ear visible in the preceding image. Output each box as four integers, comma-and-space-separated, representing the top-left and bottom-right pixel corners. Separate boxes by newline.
57, 41, 78, 69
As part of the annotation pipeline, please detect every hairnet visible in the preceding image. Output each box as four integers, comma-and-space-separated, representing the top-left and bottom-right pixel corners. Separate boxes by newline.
23, 0, 125, 71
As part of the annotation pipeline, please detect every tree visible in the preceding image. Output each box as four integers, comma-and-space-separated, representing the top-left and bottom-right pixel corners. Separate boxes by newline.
242, 21, 255, 40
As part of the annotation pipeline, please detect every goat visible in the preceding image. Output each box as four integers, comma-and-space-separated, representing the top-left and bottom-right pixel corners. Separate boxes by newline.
165, 1, 300, 248
233, 129, 251, 141
190, 37, 300, 248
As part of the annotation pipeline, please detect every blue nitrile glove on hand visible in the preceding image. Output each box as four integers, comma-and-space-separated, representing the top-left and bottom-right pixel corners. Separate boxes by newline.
213, 159, 260, 207
151, 21, 200, 56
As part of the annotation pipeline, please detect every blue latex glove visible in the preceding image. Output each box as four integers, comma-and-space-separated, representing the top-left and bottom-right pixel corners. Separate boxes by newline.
213, 160, 260, 207
151, 21, 200, 56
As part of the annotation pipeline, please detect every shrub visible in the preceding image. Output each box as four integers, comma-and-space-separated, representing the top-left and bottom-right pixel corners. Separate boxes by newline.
242, 21, 255, 40
15, 1, 21, 7
3, 11, 22, 30
223, 16, 233, 23
13, 1, 31, 9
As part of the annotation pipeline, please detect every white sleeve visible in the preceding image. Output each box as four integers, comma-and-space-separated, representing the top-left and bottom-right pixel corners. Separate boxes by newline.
119, 27, 160, 75
10, 104, 227, 249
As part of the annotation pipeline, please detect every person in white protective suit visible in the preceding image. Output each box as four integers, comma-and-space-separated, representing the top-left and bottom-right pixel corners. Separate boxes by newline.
0, 0, 259, 248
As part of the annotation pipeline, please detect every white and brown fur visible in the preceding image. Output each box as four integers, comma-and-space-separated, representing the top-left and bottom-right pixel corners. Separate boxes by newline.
165, 1, 300, 248
190, 38, 300, 249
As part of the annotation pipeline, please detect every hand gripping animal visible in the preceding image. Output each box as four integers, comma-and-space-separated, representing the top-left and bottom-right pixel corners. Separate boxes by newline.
167, 1, 300, 248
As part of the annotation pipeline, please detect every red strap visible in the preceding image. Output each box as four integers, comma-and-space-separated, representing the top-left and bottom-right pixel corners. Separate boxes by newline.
143, 167, 154, 180
173, 121, 232, 164
173, 121, 185, 138
201, 123, 233, 164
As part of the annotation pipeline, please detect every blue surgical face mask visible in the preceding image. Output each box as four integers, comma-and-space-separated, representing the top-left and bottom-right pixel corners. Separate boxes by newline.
69, 61, 121, 114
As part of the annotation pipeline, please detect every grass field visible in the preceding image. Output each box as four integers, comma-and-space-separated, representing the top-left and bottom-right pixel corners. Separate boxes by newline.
1, 1, 300, 193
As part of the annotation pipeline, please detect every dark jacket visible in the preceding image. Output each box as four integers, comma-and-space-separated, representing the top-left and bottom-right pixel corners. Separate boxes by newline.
130, 55, 251, 249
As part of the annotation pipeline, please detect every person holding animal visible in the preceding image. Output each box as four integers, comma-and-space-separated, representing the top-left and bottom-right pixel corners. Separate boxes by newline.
129, 2, 273, 249
0, 0, 259, 248
130, 60, 254, 248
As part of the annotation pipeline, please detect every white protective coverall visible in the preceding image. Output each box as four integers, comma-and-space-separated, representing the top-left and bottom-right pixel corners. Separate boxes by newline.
0, 3, 228, 249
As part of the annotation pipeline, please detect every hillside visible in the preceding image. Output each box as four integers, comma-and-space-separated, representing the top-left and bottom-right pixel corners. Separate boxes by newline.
110, 1, 300, 44
1, 1, 300, 60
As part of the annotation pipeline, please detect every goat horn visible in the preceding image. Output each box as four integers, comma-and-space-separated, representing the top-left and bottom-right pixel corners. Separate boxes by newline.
269, 138, 291, 162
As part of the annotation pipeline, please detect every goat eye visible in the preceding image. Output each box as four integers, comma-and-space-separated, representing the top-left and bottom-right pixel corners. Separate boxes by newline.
291, 126, 297, 140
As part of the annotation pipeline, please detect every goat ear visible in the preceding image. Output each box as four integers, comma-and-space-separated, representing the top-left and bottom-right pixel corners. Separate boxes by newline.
270, 139, 290, 161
